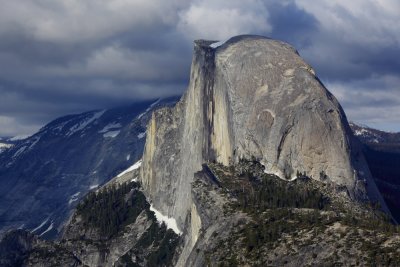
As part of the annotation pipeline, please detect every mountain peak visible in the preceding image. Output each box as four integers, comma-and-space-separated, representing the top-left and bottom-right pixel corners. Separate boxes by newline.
139, 35, 391, 264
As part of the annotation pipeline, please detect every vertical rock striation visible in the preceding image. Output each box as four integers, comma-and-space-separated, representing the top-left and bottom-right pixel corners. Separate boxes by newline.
140, 40, 221, 231
140, 35, 390, 259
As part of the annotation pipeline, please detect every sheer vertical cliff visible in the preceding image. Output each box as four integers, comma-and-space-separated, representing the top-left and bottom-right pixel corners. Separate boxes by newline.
140, 35, 388, 241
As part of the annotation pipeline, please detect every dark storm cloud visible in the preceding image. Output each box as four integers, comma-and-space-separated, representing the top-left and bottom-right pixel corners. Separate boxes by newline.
266, 1, 319, 49
0, 0, 399, 136
0, 0, 195, 136
297, 35, 400, 82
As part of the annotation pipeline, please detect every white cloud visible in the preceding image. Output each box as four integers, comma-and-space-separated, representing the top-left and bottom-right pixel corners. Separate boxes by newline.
0, 0, 188, 43
295, 0, 400, 46
178, 0, 271, 40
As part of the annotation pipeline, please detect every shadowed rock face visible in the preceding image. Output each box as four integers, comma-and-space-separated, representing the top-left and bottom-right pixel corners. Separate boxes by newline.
140, 35, 388, 233
350, 122, 400, 223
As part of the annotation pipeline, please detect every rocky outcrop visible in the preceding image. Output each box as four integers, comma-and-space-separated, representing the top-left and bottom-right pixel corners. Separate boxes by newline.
176, 166, 252, 266
181, 162, 400, 266
0, 230, 80, 267
61, 210, 153, 267
140, 35, 390, 265
140, 35, 387, 230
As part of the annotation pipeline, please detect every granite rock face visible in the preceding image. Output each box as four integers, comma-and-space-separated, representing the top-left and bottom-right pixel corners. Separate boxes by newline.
139, 37, 394, 267
140, 35, 388, 234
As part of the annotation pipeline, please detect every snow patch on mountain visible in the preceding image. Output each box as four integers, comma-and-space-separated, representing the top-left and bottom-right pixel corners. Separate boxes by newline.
8, 136, 41, 159
53, 120, 72, 132
12, 146, 27, 158
0, 143, 12, 148
103, 130, 120, 138
354, 129, 366, 136
66, 110, 105, 137
31, 218, 49, 233
28, 136, 40, 149
264, 169, 283, 180
68, 192, 81, 205
39, 221, 54, 236
350, 122, 385, 143
8, 135, 30, 141
98, 122, 121, 133
117, 160, 142, 177
150, 204, 182, 235
0, 143, 13, 153
89, 184, 99, 190
137, 99, 160, 119
210, 39, 229, 48
98, 122, 122, 138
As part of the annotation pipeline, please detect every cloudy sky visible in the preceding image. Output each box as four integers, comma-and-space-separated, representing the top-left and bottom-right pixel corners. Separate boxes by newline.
0, 0, 399, 136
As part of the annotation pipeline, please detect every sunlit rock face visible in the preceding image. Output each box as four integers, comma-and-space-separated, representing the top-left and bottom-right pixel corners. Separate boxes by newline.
140, 35, 388, 233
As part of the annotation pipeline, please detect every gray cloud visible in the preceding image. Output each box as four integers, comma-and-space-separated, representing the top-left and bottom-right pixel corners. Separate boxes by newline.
327, 75, 400, 131
266, 1, 319, 48
0, 0, 399, 136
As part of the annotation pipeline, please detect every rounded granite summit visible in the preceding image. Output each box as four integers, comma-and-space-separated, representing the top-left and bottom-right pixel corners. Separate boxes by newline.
140, 35, 390, 247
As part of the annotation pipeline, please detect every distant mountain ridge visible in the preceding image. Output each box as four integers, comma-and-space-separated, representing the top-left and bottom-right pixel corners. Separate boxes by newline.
0, 97, 178, 239
0, 143, 13, 154
350, 122, 400, 150
350, 122, 400, 222
0, 137, 20, 154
